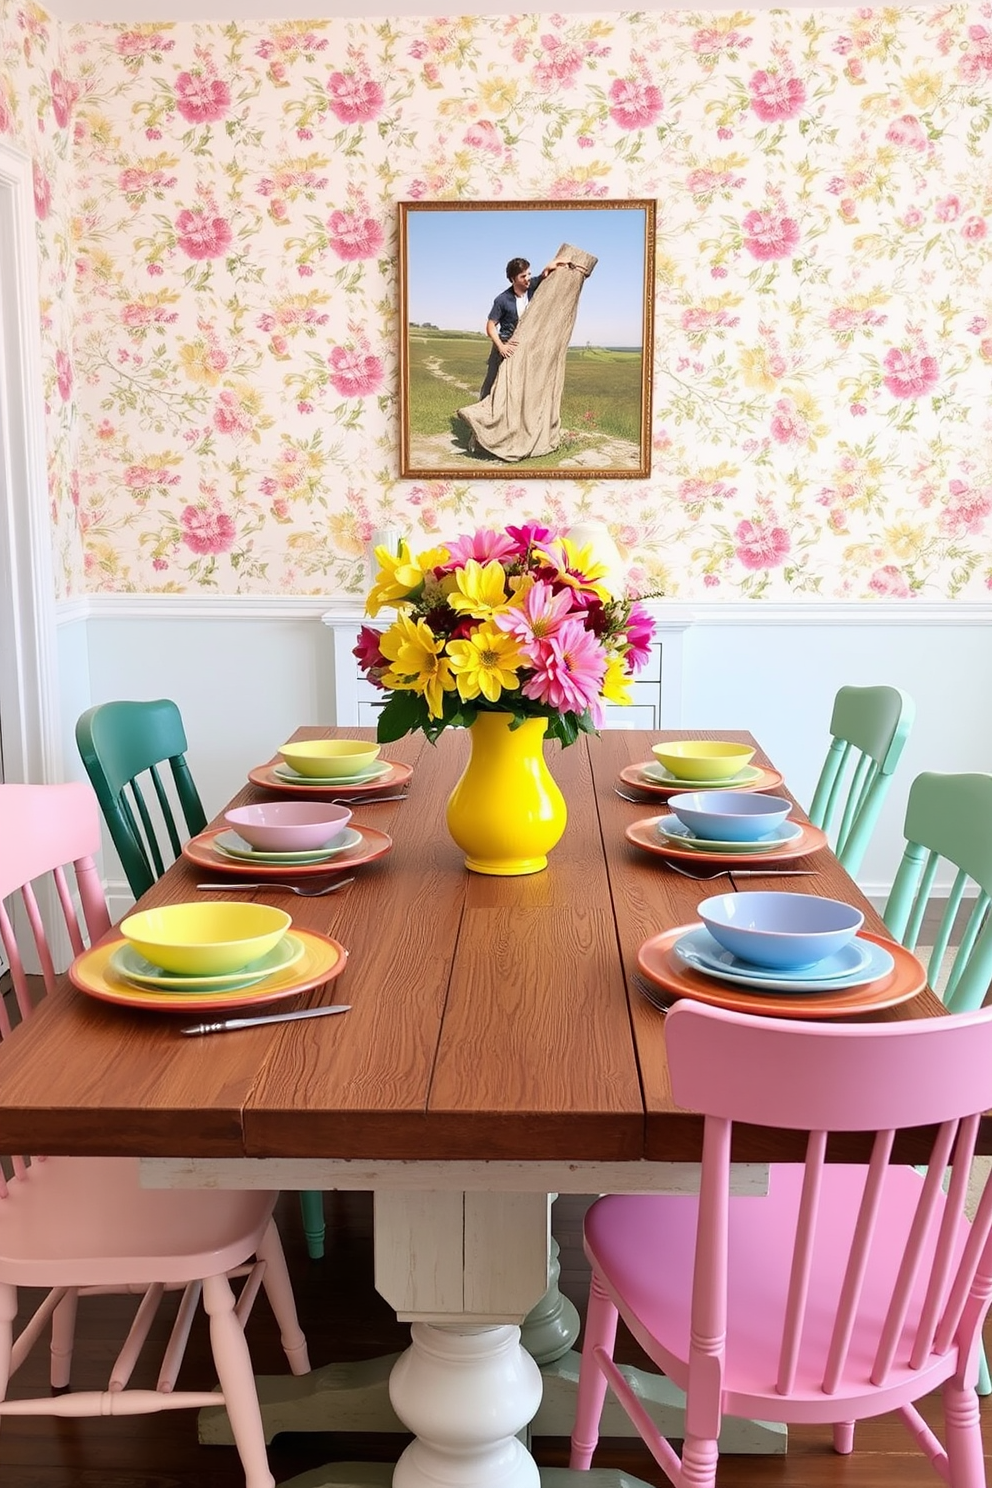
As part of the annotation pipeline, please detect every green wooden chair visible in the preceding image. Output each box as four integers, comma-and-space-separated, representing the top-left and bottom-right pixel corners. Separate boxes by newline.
808, 684, 915, 876
75, 699, 327, 1261
882, 769, 992, 1395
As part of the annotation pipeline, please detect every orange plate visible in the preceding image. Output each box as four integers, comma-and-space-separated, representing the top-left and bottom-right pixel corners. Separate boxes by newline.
247, 759, 413, 797
70, 927, 348, 1014
184, 823, 392, 877
636, 924, 925, 1019
626, 814, 827, 866
619, 761, 785, 798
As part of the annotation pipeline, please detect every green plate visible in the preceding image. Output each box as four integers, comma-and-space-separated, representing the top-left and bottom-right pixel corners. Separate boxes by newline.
273, 759, 391, 786
214, 827, 363, 864
641, 762, 763, 789
109, 934, 305, 992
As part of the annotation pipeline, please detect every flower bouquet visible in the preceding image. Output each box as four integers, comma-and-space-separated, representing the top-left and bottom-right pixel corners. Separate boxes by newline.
354, 524, 656, 747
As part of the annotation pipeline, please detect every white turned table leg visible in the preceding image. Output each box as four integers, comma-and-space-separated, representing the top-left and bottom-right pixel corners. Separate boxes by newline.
390, 1323, 542, 1488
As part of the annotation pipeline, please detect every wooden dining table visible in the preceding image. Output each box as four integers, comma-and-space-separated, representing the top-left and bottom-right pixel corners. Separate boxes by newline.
0, 727, 950, 1488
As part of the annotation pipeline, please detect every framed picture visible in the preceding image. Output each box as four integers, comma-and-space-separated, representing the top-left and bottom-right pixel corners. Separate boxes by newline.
398, 199, 655, 480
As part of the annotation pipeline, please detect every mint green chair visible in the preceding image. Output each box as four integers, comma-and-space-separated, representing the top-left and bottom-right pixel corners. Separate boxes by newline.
882, 770, 992, 1395
808, 685, 915, 876
76, 699, 327, 1261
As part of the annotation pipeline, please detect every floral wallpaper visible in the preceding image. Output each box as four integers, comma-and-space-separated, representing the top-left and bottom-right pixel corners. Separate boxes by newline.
2, 4, 992, 600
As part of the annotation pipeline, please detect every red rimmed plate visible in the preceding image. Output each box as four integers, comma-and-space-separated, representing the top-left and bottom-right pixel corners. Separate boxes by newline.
636, 924, 925, 1019
183, 823, 392, 876
70, 928, 348, 1013
626, 814, 827, 866
248, 759, 413, 797
619, 762, 785, 798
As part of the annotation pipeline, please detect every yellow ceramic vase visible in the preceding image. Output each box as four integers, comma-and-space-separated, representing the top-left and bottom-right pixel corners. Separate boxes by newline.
445, 712, 567, 876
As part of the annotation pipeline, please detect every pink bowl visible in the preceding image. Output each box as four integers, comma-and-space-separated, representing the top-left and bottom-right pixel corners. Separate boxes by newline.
224, 801, 352, 853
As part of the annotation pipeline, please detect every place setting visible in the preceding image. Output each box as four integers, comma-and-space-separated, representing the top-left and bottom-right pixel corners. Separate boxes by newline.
247, 738, 413, 798
636, 890, 927, 1019
618, 738, 785, 801
625, 787, 828, 867
183, 799, 393, 878
68, 900, 349, 1014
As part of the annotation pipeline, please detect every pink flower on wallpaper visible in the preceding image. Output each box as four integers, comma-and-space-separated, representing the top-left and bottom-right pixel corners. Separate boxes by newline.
534, 37, 586, 89
33, 163, 51, 220
959, 24, 992, 82
213, 391, 253, 437
50, 68, 80, 129
0, 88, 12, 135
885, 114, 928, 152
464, 119, 502, 153
935, 195, 961, 222
608, 77, 663, 130
882, 346, 939, 399
174, 72, 231, 124
326, 209, 384, 261
741, 209, 800, 261
748, 70, 806, 122
769, 398, 809, 444
55, 349, 73, 402
326, 72, 385, 124
868, 565, 911, 598
115, 30, 174, 56
180, 504, 237, 555
941, 479, 992, 536
961, 216, 988, 241
175, 209, 233, 260
734, 519, 790, 570
328, 346, 384, 398
678, 476, 737, 504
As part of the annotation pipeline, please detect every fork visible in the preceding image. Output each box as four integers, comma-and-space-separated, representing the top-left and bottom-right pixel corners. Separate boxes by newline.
613, 785, 659, 804
665, 861, 819, 881
196, 876, 355, 897
331, 793, 407, 806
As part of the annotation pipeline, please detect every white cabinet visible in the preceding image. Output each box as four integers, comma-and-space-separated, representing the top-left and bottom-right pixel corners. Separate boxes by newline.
322, 603, 693, 730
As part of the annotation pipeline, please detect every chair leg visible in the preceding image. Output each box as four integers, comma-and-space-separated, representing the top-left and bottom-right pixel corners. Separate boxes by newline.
255, 1218, 310, 1375
569, 1271, 619, 1471
0, 1283, 15, 1402
943, 1378, 987, 1488
299, 1189, 325, 1260
202, 1272, 275, 1488
50, 1289, 79, 1392
832, 1421, 855, 1454
682, 1434, 719, 1488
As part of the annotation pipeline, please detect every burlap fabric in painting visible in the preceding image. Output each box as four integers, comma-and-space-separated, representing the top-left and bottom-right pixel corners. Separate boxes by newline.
458, 243, 597, 463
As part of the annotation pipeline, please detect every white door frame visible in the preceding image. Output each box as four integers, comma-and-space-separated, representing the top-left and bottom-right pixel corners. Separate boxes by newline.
0, 140, 61, 784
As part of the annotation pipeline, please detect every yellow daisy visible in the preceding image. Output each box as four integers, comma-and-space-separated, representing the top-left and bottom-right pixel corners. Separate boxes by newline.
602, 653, 633, 708
447, 624, 524, 703
366, 541, 450, 618
446, 559, 511, 622
378, 612, 455, 719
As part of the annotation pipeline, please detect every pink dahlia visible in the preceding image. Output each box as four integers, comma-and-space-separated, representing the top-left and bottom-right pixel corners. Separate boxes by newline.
175, 209, 233, 260
494, 580, 574, 647
180, 504, 237, 554
521, 617, 607, 718
623, 603, 655, 672
748, 70, 806, 122
882, 347, 939, 400
326, 209, 384, 261
328, 346, 383, 398
174, 72, 231, 123
734, 518, 790, 571
326, 71, 385, 124
608, 77, 663, 130
443, 529, 517, 567
741, 209, 800, 261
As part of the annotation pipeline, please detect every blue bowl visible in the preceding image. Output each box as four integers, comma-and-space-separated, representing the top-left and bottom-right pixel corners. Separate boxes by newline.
697, 891, 864, 970
668, 791, 792, 843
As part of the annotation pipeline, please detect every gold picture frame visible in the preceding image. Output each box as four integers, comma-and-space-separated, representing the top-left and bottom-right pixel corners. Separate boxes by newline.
399, 199, 655, 480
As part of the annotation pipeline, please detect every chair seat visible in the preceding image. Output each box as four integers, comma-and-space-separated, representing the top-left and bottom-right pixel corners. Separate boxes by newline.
0, 1157, 278, 1287
585, 1164, 964, 1421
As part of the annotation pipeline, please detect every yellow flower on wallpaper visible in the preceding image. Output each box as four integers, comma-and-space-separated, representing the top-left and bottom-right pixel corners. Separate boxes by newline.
179, 339, 226, 387
739, 346, 779, 392
885, 522, 927, 561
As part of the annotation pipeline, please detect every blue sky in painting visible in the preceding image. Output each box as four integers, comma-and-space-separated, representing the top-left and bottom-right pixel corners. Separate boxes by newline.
405, 205, 648, 348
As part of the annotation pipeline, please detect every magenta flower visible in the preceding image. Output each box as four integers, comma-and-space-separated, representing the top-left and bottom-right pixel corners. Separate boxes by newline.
748, 71, 806, 122
882, 347, 939, 400
327, 209, 385, 261
505, 523, 555, 556
353, 624, 387, 685
443, 529, 517, 567
174, 72, 231, 124
495, 580, 574, 648
175, 209, 232, 260
741, 209, 800, 261
623, 603, 655, 672
521, 618, 607, 718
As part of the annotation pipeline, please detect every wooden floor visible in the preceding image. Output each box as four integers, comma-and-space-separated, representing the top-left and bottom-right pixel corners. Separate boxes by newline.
0, 1188, 990, 1486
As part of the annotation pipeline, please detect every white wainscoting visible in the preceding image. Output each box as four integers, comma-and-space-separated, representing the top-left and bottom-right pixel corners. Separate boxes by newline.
55, 597, 992, 913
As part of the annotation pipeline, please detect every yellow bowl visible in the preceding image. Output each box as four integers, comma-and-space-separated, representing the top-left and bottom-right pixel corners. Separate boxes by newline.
650, 740, 756, 782
120, 902, 292, 976
277, 739, 381, 779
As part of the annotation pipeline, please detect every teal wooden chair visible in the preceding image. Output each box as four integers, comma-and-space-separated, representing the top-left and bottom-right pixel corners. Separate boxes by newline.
808, 684, 915, 876
882, 769, 992, 1395
75, 699, 327, 1261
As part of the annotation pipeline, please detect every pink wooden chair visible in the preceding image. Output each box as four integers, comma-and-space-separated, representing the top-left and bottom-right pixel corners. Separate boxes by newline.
0, 782, 310, 1488
570, 999, 992, 1488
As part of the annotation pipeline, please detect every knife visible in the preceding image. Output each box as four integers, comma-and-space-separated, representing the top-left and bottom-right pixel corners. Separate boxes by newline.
182, 1004, 351, 1036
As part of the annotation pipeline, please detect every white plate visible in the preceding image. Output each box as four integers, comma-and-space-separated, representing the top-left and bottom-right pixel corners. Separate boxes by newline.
273, 759, 391, 786
655, 816, 803, 855
641, 762, 763, 788
673, 928, 895, 993
214, 827, 363, 864
109, 934, 306, 991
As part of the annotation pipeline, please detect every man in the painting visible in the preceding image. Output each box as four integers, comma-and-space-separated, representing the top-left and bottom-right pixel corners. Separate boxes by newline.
478, 255, 565, 399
